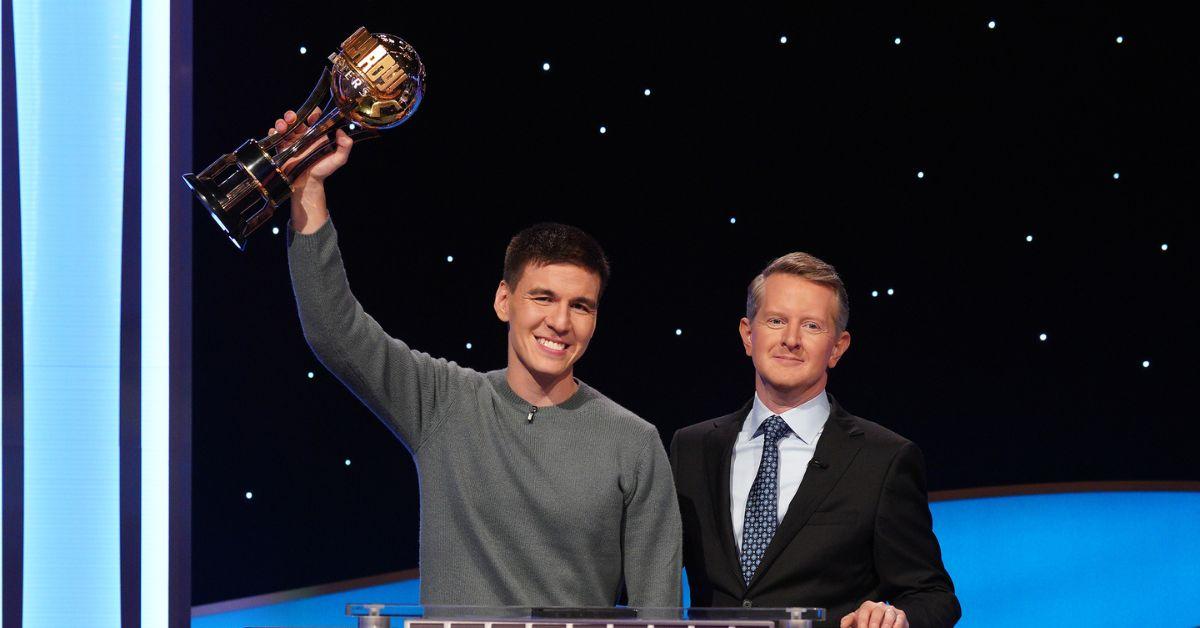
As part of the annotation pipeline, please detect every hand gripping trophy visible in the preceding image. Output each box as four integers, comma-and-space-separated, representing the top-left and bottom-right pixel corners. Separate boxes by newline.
184, 27, 425, 250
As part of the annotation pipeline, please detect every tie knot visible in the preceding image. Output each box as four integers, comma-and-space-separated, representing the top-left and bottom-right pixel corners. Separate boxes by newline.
756, 414, 792, 444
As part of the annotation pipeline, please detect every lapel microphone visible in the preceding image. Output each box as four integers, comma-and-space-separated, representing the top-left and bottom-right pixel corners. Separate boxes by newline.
810, 458, 829, 469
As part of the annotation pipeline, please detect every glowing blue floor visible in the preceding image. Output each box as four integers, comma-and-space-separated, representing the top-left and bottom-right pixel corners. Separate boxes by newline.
193, 492, 1200, 627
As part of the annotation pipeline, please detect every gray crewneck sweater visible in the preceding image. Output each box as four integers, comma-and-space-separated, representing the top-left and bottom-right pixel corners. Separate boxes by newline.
287, 219, 681, 607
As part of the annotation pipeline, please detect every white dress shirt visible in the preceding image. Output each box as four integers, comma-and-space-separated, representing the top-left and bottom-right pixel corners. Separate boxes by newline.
731, 391, 830, 552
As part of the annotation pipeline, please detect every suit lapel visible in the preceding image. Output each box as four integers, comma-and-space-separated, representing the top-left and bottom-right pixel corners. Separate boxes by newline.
745, 395, 864, 590
703, 400, 751, 590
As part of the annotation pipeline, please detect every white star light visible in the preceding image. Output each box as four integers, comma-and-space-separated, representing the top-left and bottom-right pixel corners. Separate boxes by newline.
1161, 243, 1169, 251
887, 288, 895, 296
988, 20, 996, 29
1039, 333, 1048, 341
307, 371, 314, 379
344, 459, 352, 466
1112, 172, 1120, 180
730, 217, 737, 224
245, 492, 253, 500
917, 170, 925, 179
299, 46, 307, 54
894, 37, 901, 45
272, 226, 280, 235
1026, 234, 1033, 242
1142, 360, 1151, 368
1116, 36, 1124, 44
644, 88, 652, 96
675, 328, 683, 336
599, 126, 607, 134
871, 290, 879, 298
779, 35, 788, 44
446, 255, 454, 263
466, 342, 473, 350
542, 62, 551, 71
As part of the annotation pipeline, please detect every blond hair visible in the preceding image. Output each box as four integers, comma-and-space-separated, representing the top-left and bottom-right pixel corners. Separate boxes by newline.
746, 252, 849, 333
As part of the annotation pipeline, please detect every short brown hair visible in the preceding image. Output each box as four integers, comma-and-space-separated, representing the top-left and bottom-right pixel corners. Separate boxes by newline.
503, 223, 610, 295
746, 252, 849, 333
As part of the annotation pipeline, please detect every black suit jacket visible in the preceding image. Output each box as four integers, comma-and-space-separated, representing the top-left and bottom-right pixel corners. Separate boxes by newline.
670, 396, 960, 627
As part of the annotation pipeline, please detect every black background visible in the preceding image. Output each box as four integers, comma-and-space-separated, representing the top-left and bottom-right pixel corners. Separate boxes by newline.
192, 3, 1198, 604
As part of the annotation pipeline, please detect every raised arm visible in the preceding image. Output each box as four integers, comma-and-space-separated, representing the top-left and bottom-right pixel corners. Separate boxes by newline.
280, 109, 469, 451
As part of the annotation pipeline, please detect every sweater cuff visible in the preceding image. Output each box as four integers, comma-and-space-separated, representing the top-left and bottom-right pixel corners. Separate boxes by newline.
286, 216, 336, 251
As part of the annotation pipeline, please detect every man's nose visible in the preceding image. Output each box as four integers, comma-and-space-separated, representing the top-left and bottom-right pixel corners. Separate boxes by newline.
780, 326, 802, 349
545, 303, 571, 334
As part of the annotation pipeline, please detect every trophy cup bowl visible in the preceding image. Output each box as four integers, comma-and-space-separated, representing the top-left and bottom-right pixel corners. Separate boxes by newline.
184, 27, 425, 250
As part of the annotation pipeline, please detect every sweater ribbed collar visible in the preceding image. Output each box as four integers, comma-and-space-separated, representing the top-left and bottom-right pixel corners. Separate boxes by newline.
486, 369, 596, 412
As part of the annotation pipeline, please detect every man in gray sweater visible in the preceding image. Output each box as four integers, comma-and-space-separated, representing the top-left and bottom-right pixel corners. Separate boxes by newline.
276, 112, 681, 608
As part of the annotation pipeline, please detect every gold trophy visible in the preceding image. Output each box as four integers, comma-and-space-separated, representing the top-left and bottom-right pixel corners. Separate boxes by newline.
184, 27, 425, 250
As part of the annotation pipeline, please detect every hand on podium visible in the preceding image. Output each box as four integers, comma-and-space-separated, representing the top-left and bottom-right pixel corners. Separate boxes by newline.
841, 601, 907, 628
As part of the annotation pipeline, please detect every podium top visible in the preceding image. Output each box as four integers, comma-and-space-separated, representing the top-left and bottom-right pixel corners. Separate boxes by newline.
345, 605, 826, 622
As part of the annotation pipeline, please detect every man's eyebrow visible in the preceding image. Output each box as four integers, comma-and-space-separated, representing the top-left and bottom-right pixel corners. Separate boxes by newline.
571, 296, 599, 309
525, 287, 556, 296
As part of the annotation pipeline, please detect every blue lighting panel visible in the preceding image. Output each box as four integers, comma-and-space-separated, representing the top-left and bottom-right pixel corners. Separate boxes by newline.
931, 492, 1200, 626
14, 1, 131, 627
191, 579, 421, 628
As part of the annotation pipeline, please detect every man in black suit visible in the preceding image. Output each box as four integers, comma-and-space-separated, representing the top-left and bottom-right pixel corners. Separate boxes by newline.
671, 253, 959, 628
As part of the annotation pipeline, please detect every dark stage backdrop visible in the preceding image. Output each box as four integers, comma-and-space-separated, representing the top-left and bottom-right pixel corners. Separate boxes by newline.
191, 3, 1198, 604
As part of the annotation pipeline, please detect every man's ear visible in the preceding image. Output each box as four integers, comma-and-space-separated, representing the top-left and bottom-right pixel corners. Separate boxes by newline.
494, 280, 512, 322
739, 317, 753, 357
828, 330, 851, 368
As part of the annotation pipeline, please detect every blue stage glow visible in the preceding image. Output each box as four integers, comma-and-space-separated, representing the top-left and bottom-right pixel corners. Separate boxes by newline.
192, 579, 421, 628
930, 491, 1200, 626
15, 2, 131, 626
191, 491, 1200, 627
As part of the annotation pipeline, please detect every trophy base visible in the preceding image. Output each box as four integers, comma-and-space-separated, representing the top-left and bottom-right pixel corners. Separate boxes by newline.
183, 173, 251, 251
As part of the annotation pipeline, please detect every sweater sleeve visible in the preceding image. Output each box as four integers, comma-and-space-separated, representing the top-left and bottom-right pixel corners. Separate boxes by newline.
622, 431, 684, 609
286, 219, 470, 452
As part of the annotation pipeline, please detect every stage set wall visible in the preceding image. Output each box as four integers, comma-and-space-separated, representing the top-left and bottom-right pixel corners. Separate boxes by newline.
1, 4, 1197, 628
1, 0, 191, 626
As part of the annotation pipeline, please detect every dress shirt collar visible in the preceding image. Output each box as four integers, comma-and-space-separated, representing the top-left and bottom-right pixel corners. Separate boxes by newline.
744, 390, 830, 445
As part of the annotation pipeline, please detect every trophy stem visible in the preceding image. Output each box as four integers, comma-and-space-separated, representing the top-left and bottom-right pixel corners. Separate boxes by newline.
277, 107, 352, 180
261, 67, 333, 152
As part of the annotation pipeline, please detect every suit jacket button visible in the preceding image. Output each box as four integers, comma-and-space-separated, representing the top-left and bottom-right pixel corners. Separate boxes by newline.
742, 600, 753, 608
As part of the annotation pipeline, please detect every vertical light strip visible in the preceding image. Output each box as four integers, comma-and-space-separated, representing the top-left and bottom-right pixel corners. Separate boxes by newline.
14, 1, 130, 627
0, 0, 5, 616
141, 0, 169, 624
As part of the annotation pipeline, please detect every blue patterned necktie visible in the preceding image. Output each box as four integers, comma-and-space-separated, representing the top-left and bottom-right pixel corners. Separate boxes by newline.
740, 414, 793, 586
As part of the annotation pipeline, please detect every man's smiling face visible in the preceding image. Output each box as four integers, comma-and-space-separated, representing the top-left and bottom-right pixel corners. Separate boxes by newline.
740, 273, 850, 406
495, 262, 601, 387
